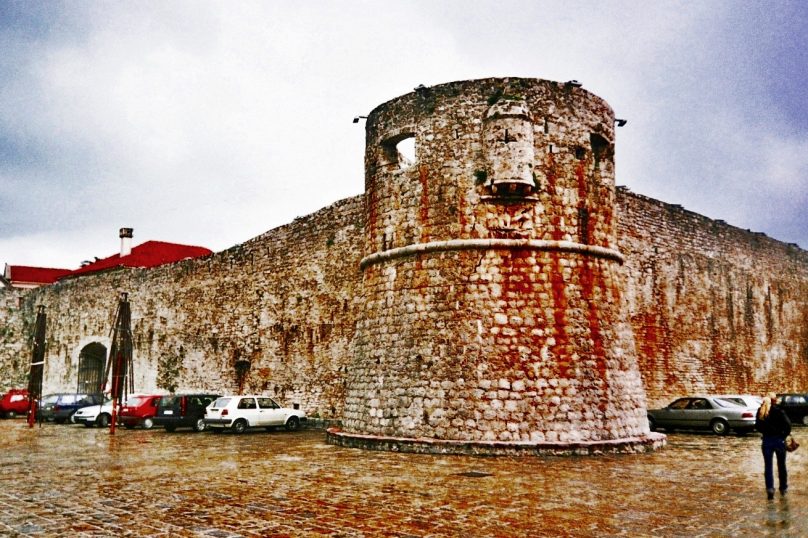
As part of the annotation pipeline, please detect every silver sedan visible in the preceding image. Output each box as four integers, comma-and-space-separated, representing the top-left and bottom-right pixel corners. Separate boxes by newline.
647, 396, 757, 435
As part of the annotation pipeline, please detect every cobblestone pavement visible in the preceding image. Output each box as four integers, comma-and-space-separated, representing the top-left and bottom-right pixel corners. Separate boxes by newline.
0, 420, 806, 537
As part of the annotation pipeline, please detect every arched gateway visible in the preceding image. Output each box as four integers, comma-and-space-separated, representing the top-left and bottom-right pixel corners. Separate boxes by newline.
76, 343, 106, 394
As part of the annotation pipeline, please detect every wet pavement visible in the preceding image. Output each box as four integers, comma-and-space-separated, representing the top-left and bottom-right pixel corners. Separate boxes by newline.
0, 420, 806, 537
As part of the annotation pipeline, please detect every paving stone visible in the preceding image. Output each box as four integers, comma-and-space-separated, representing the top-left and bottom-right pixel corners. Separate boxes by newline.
1, 421, 807, 536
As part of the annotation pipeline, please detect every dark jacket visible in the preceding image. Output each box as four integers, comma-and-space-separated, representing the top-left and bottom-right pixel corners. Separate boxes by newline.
755, 404, 791, 439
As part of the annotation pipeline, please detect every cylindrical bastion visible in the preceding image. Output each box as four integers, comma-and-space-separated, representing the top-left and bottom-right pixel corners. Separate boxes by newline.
328, 77, 665, 455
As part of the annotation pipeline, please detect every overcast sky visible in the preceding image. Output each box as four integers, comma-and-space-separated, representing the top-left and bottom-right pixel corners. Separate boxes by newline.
1, 0, 806, 269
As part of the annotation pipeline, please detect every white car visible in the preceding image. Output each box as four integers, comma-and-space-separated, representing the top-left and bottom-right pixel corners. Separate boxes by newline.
204, 395, 306, 434
73, 399, 114, 427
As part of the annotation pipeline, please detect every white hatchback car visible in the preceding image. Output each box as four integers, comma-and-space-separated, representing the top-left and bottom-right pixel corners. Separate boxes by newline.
73, 399, 114, 428
204, 395, 305, 434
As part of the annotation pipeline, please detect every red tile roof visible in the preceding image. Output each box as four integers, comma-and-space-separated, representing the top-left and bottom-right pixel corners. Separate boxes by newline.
7, 266, 73, 285
66, 241, 212, 278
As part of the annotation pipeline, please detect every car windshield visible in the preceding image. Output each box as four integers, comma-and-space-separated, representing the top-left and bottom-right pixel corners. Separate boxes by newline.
212, 397, 231, 408
124, 396, 146, 406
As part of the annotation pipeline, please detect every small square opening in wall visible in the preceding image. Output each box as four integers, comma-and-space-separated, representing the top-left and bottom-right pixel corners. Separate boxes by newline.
590, 133, 611, 167
381, 134, 416, 169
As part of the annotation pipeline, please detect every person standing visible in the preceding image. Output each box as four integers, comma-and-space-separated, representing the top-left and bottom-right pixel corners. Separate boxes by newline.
755, 392, 791, 499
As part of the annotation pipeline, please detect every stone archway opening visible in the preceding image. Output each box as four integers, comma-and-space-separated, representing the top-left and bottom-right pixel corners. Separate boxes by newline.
77, 343, 106, 395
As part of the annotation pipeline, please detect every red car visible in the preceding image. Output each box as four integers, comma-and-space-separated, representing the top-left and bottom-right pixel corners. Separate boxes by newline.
119, 394, 164, 429
0, 389, 30, 418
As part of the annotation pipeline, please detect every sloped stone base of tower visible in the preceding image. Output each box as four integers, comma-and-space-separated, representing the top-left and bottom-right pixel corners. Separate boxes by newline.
326, 429, 666, 456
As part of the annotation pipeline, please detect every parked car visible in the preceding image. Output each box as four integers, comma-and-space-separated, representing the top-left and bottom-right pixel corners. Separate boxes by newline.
0, 388, 29, 418
777, 393, 808, 426
647, 396, 756, 435
38, 393, 103, 423
73, 398, 114, 427
153, 393, 220, 432
119, 394, 164, 429
204, 395, 306, 434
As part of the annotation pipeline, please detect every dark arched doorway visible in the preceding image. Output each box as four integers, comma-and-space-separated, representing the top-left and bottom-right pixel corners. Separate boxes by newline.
77, 343, 106, 394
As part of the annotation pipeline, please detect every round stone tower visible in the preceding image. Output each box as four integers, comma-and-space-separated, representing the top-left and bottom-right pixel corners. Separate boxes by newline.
330, 77, 664, 455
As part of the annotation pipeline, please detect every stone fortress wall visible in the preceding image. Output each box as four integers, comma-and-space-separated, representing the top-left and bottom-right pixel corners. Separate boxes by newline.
0, 77, 806, 435
0, 197, 365, 420
618, 189, 808, 407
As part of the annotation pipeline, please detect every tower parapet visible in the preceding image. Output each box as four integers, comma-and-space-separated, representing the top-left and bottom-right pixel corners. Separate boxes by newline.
330, 77, 664, 454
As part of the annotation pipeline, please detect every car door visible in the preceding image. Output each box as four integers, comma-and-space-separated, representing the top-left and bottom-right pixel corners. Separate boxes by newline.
657, 398, 690, 428
235, 397, 261, 427
684, 398, 713, 428
257, 397, 286, 426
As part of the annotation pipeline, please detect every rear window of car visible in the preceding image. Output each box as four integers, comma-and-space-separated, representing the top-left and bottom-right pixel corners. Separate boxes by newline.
158, 396, 179, 408
124, 396, 147, 406
714, 398, 745, 408
212, 398, 231, 408
715, 398, 746, 407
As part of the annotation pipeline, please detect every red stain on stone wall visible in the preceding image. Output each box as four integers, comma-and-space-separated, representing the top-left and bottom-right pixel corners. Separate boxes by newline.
549, 252, 571, 377
580, 258, 609, 411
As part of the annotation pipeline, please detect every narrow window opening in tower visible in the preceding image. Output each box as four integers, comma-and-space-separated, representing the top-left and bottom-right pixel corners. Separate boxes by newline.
575, 146, 586, 160
396, 136, 416, 168
381, 134, 416, 170
504, 128, 510, 143
590, 133, 610, 169
544, 118, 549, 134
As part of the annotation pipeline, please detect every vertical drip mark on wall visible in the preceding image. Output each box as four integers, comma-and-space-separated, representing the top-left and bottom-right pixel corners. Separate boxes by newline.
367, 178, 378, 252
764, 286, 774, 343
580, 257, 608, 413
418, 165, 430, 243
549, 251, 570, 377
744, 281, 755, 331
726, 274, 735, 338
575, 160, 589, 245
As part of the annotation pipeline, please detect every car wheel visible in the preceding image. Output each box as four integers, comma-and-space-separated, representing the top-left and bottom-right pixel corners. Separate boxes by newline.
802, 415, 808, 426
6, 411, 17, 419
96, 413, 111, 428
710, 418, 729, 436
164, 425, 177, 433
232, 419, 248, 434
142, 418, 154, 430
193, 418, 206, 432
647, 416, 657, 432
285, 416, 300, 432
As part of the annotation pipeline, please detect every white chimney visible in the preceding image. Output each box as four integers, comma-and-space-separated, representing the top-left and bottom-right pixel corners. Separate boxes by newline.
119, 228, 133, 257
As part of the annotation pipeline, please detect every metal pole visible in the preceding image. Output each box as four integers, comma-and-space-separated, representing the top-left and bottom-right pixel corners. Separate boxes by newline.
27, 305, 46, 428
